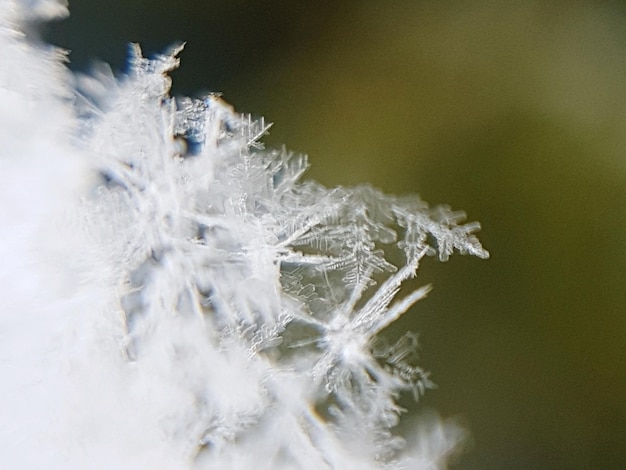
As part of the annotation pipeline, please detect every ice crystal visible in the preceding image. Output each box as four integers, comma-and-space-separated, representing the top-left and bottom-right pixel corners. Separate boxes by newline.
0, 2, 488, 469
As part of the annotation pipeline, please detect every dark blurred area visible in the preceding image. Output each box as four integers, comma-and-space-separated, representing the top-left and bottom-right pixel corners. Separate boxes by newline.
44, 1, 626, 468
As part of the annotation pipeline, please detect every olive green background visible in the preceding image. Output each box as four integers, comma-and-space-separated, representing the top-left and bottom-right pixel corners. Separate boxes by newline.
45, 1, 626, 468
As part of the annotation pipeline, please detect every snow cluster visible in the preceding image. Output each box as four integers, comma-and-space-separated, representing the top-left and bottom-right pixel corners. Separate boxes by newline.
0, 1, 487, 468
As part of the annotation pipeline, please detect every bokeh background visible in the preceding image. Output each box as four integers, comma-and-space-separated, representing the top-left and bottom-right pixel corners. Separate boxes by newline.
44, 1, 626, 468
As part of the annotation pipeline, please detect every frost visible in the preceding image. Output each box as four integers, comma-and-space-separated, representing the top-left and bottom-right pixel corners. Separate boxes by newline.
0, 2, 488, 469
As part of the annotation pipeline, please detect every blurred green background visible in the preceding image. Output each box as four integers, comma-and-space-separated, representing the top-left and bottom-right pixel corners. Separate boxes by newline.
45, 1, 626, 468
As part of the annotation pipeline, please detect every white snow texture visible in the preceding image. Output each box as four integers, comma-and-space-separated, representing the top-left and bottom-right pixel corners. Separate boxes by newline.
0, 1, 488, 469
